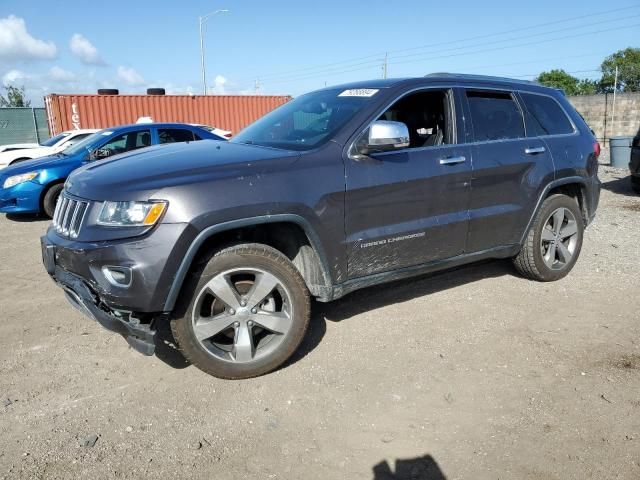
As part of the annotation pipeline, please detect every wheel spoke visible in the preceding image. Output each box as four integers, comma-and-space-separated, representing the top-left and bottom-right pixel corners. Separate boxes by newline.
205, 275, 241, 310
233, 322, 254, 362
194, 313, 235, 341
556, 241, 572, 264
253, 311, 291, 335
552, 209, 565, 234
560, 221, 578, 239
541, 227, 555, 242
544, 242, 557, 267
246, 272, 279, 309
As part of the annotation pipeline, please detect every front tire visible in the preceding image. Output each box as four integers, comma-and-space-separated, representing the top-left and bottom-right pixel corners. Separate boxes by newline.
513, 194, 584, 282
42, 183, 64, 218
171, 243, 311, 379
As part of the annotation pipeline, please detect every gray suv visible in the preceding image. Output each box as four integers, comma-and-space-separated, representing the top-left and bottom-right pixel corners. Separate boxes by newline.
41, 74, 601, 379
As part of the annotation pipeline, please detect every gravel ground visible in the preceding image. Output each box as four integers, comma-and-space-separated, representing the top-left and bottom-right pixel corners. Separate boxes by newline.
0, 167, 639, 480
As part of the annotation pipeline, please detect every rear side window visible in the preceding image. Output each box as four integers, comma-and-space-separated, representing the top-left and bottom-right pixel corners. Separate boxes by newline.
158, 129, 196, 144
520, 93, 574, 136
466, 90, 525, 141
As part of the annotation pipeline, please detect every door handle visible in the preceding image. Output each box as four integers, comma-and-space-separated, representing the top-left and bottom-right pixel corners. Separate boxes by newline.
439, 156, 466, 165
524, 147, 546, 155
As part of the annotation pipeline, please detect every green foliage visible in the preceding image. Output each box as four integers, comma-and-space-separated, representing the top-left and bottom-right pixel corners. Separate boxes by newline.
0, 85, 31, 107
576, 79, 598, 95
535, 48, 640, 95
600, 48, 640, 93
536, 69, 583, 96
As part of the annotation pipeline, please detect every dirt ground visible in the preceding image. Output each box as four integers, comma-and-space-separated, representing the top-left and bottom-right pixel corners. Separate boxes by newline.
1, 167, 639, 480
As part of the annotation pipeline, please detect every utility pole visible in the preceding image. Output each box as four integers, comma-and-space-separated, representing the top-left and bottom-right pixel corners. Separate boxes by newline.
199, 9, 229, 95
254, 78, 261, 94
611, 65, 619, 139
382, 52, 388, 79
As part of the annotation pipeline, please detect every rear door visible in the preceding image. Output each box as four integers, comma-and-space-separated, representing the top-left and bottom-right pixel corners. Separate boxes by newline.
463, 89, 554, 252
344, 87, 472, 278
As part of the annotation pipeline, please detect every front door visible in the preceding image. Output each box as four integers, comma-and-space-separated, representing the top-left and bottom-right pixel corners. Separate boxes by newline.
345, 88, 472, 279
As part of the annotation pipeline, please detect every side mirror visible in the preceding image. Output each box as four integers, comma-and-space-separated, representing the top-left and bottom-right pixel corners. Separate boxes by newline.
358, 120, 410, 155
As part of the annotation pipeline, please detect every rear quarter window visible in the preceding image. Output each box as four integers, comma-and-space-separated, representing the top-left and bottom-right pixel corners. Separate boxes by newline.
520, 93, 575, 136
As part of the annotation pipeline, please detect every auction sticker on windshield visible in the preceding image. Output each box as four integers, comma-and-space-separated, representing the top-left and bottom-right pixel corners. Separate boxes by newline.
338, 89, 379, 97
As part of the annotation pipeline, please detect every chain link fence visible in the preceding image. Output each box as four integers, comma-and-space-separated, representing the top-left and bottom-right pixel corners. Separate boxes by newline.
0, 108, 50, 145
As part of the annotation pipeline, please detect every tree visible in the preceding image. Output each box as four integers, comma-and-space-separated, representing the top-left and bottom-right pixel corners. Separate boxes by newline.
536, 69, 582, 95
576, 79, 598, 95
0, 85, 31, 107
600, 47, 640, 93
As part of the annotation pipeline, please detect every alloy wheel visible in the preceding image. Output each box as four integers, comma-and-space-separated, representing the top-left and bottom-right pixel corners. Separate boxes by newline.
540, 207, 579, 270
191, 268, 294, 363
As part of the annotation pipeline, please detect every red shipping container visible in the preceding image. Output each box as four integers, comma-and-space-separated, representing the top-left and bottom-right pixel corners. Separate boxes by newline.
44, 93, 291, 136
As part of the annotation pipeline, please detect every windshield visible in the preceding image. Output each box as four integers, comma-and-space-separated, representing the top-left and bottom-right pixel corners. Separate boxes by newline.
62, 131, 109, 156
40, 132, 70, 147
232, 88, 377, 151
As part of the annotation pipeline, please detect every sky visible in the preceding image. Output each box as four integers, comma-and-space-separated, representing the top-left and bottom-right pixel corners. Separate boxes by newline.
0, 0, 639, 105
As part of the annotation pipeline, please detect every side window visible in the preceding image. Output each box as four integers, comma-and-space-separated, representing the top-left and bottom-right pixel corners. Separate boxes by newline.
158, 128, 196, 144
520, 93, 574, 136
377, 89, 452, 149
94, 130, 151, 159
466, 90, 525, 141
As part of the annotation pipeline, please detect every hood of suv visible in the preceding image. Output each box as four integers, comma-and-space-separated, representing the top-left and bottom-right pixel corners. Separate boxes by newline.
65, 140, 300, 200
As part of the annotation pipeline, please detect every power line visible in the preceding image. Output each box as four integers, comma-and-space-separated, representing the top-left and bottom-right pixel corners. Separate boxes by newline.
252, 16, 640, 86
238, 4, 640, 84
258, 22, 640, 86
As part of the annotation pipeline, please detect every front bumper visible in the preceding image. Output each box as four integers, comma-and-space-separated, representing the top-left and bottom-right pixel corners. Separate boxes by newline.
41, 221, 194, 355
42, 222, 193, 312
0, 181, 44, 213
42, 239, 156, 355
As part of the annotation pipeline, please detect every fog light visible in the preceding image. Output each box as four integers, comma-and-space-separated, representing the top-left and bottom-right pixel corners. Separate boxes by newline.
102, 266, 132, 287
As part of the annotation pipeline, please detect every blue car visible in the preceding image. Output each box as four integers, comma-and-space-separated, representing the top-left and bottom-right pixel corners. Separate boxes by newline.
0, 123, 224, 217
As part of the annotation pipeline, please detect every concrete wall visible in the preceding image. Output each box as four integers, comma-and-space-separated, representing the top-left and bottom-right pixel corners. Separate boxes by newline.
567, 93, 640, 147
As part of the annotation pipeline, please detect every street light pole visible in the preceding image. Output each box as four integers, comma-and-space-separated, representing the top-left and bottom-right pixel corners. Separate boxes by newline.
199, 9, 228, 95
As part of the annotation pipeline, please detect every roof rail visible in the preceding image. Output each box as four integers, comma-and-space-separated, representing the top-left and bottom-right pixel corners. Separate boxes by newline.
424, 72, 540, 86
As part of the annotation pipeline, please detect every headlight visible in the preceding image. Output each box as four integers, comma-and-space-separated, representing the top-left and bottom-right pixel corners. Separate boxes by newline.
97, 201, 167, 227
3, 172, 39, 189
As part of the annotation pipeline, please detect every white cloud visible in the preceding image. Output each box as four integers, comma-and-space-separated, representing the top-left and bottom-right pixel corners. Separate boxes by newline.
117, 66, 144, 85
69, 33, 104, 65
0, 16, 56, 61
209, 74, 228, 93
2, 69, 29, 86
49, 66, 76, 82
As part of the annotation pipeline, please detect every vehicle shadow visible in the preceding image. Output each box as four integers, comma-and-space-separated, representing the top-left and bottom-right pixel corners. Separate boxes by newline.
284, 259, 515, 368
5, 213, 49, 222
600, 176, 638, 197
372, 454, 447, 480
153, 259, 515, 372
153, 318, 190, 369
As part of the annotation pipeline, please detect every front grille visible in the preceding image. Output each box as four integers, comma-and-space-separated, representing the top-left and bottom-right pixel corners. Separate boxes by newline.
52, 193, 89, 239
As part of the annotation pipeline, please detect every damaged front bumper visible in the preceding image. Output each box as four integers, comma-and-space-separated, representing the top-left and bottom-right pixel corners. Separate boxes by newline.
41, 237, 156, 355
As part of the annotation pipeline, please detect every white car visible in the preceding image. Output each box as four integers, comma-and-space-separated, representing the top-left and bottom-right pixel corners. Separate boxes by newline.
0, 129, 99, 169
191, 124, 232, 139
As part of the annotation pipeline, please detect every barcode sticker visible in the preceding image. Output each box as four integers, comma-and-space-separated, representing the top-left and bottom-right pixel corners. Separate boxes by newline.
338, 89, 379, 97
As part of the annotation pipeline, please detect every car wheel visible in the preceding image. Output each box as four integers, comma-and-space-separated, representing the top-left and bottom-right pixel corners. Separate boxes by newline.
42, 183, 64, 218
631, 176, 640, 194
513, 194, 584, 282
171, 243, 311, 379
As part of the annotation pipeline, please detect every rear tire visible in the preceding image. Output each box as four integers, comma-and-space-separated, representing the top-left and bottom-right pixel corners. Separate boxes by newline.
42, 183, 64, 218
631, 176, 640, 194
513, 194, 584, 282
171, 243, 311, 379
